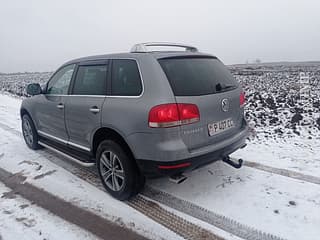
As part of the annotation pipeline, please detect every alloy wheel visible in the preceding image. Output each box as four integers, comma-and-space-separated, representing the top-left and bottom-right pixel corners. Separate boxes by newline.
23, 117, 34, 146
100, 150, 125, 191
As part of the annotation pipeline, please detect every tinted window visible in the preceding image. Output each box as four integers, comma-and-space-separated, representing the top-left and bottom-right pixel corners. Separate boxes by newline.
47, 64, 75, 94
159, 58, 238, 96
72, 65, 107, 95
111, 59, 142, 96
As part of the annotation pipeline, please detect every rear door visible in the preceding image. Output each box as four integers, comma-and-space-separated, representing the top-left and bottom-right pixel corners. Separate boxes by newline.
64, 60, 108, 152
159, 57, 243, 151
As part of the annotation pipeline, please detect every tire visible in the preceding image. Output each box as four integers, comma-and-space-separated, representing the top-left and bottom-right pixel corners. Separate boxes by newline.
21, 114, 42, 150
96, 140, 144, 200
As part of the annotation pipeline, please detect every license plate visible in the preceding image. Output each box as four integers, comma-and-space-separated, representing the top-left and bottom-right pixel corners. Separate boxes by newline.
208, 118, 234, 136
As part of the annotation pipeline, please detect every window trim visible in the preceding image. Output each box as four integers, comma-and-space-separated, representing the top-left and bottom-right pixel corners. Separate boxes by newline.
44, 58, 144, 98
45, 64, 76, 95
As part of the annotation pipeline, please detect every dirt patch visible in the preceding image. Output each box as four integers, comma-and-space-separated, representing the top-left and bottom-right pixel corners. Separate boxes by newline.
16, 217, 36, 227
288, 200, 297, 206
7, 171, 27, 183
33, 170, 57, 180
1, 190, 17, 199
16, 217, 27, 222
3, 210, 13, 214
19, 204, 29, 209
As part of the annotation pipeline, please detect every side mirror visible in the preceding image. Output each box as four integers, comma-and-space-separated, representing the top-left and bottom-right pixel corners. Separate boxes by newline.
26, 83, 42, 96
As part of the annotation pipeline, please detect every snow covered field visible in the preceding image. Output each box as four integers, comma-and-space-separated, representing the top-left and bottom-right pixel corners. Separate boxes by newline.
0, 63, 320, 240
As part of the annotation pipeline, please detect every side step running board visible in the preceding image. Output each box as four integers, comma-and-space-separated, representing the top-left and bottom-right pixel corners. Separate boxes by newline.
38, 141, 95, 167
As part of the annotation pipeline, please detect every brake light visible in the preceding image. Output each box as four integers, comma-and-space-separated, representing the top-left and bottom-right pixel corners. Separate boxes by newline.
149, 103, 200, 128
240, 92, 245, 107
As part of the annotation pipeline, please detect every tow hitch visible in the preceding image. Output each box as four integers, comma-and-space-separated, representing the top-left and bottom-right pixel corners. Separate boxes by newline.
222, 156, 243, 169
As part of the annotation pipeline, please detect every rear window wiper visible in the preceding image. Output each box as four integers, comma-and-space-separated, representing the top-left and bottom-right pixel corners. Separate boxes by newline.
215, 83, 237, 92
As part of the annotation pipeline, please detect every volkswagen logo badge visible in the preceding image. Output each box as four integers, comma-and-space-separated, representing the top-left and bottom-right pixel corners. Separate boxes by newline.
221, 99, 229, 112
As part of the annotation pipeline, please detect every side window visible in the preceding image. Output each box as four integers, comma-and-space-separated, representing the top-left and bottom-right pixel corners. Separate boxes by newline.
72, 65, 107, 95
111, 59, 142, 96
47, 64, 75, 95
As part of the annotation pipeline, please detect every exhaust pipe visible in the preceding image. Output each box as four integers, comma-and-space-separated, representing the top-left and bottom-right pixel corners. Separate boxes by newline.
169, 174, 187, 184
222, 156, 243, 169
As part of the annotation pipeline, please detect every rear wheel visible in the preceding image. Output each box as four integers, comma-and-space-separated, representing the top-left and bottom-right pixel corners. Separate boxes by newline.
22, 114, 41, 150
96, 140, 144, 200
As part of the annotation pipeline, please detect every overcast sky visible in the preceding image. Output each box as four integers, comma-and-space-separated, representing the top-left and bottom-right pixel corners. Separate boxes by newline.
1, 0, 319, 72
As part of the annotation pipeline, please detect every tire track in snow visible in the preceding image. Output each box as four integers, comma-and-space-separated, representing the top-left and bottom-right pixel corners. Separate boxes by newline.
32, 147, 286, 240
53, 157, 287, 240
128, 196, 224, 240
142, 187, 287, 240
44, 154, 225, 240
243, 161, 320, 185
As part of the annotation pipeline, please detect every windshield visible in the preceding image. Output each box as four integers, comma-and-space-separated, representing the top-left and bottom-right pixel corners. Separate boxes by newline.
159, 57, 238, 96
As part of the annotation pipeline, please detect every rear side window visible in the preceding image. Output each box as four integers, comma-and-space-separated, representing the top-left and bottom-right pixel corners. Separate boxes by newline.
72, 65, 107, 95
159, 57, 238, 96
111, 59, 142, 96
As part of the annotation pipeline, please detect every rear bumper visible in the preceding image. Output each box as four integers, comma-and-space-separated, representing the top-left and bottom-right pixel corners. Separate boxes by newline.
136, 129, 247, 178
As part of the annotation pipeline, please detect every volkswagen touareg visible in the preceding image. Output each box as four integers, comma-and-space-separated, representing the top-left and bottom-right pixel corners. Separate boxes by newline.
21, 43, 248, 200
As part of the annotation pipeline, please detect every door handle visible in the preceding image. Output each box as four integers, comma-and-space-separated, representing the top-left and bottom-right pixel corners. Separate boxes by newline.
89, 106, 100, 113
57, 103, 64, 109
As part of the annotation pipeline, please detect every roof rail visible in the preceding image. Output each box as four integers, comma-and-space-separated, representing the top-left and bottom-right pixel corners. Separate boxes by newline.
130, 42, 198, 53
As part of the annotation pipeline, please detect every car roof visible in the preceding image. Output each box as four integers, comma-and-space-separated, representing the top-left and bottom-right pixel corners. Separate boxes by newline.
62, 51, 216, 66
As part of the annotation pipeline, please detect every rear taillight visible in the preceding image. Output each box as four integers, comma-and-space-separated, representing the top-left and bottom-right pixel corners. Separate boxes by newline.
240, 92, 245, 107
149, 103, 200, 128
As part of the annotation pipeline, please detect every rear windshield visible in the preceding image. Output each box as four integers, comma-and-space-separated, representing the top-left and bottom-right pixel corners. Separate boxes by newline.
159, 57, 238, 96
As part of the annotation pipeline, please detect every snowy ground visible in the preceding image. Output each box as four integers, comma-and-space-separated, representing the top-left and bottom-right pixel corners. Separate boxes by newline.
234, 138, 320, 177
0, 92, 319, 240
0, 182, 97, 240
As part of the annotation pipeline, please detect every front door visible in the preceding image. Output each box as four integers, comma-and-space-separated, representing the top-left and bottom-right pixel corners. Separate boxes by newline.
65, 61, 108, 152
36, 64, 76, 143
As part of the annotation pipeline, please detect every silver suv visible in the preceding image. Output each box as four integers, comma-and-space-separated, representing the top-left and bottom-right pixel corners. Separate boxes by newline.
21, 43, 248, 200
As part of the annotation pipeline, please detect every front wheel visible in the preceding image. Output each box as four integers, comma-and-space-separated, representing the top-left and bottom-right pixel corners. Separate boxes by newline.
22, 114, 41, 150
96, 140, 144, 200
